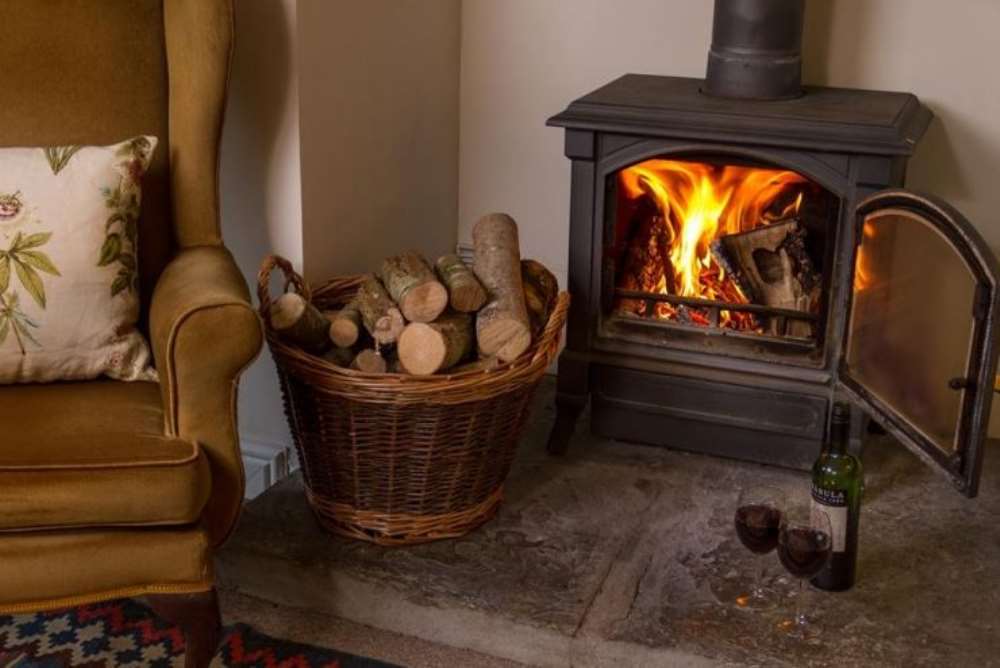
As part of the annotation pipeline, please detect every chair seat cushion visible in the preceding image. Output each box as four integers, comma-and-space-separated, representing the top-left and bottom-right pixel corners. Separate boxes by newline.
0, 380, 210, 531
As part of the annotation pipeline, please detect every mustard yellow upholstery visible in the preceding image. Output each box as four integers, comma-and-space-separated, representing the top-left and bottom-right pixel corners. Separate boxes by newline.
0, 0, 262, 613
0, 528, 213, 614
0, 383, 210, 531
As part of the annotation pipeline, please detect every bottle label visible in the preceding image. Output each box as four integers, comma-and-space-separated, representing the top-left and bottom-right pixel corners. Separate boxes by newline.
811, 486, 848, 553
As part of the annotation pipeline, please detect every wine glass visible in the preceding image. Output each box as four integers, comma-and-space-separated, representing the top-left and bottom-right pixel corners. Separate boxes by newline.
733, 485, 785, 611
777, 503, 833, 639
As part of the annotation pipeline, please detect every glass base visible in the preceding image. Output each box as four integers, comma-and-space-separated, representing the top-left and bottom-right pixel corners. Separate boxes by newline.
735, 585, 779, 611
778, 612, 823, 640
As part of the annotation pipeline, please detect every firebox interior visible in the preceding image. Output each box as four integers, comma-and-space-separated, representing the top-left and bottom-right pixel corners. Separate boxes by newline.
607, 156, 838, 352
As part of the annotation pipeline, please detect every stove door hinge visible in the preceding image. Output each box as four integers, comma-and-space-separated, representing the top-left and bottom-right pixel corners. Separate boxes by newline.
972, 282, 991, 321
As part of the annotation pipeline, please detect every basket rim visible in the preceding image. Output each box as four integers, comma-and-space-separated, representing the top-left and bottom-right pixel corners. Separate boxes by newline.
258, 261, 569, 405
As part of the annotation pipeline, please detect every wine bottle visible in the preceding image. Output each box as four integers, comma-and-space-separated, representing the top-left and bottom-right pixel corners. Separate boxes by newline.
810, 401, 862, 591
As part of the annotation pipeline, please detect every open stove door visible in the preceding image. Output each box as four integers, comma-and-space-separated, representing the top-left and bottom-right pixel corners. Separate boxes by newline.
838, 190, 1000, 497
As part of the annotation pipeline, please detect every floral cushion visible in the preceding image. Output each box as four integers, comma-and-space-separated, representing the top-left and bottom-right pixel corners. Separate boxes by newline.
0, 137, 157, 383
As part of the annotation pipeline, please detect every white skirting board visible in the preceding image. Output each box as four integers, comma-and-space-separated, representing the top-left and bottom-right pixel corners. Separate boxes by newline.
241, 437, 294, 500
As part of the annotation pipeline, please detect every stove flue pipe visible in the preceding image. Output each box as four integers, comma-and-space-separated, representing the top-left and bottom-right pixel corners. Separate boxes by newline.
704, 0, 805, 100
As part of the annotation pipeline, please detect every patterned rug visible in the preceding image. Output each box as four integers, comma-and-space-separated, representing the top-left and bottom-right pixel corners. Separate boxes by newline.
0, 598, 396, 667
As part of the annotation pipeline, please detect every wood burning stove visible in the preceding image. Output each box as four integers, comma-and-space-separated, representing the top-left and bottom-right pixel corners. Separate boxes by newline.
545, 0, 1000, 497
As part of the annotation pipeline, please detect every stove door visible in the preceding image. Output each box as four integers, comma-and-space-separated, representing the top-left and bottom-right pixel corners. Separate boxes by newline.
839, 190, 1000, 497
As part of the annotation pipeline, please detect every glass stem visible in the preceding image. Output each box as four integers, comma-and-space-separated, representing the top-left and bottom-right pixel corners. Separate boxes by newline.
796, 578, 806, 628
755, 563, 766, 597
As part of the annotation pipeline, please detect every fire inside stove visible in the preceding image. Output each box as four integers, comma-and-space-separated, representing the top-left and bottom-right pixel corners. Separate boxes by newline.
612, 158, 832, 340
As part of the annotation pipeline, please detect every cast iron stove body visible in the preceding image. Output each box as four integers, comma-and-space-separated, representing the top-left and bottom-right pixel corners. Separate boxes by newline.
545, 4, 1000, 497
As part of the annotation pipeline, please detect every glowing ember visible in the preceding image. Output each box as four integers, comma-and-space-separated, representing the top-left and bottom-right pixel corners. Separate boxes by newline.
615, 159, 811, 330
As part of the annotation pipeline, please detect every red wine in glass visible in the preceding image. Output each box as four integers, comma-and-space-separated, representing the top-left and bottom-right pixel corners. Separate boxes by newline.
733, 486, 786, 611
735, 504, 782, 554
778, 527, 832, 578
778, 505, 833, 639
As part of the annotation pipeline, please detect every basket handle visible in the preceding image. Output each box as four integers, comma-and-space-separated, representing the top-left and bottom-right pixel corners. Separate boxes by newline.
531, 291, 571, 364
257, 254, 312, 328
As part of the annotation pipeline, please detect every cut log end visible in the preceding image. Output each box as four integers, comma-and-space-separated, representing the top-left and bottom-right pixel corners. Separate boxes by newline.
373, 306, 406, 345
477, 316, 531, 361
436, 254, 488, 312
270, 293, 306, 331
351, 349, 387, 374
400, 281, 448, 323
269, 292, 331, 353
329, 319, 360, 348
398, 312, 473, 375
398, 323, 447, 376
326, 304, 361, 348
496, 327, 532, 362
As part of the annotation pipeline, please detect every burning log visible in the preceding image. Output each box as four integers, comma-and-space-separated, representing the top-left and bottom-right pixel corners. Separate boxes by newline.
381, 251, 449, 323
617, 197, 674, 316
711, 219, 819, 337
473, 213, 532, 362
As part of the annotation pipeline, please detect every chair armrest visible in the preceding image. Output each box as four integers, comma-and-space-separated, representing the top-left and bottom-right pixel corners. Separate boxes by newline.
150, 245, 263, 545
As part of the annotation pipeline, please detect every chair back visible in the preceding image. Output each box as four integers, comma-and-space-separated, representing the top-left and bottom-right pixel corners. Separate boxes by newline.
0, 0, 233, 324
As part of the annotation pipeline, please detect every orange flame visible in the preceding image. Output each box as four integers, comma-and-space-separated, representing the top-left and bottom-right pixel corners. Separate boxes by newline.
853, 220, 877, 292
617, 159, 808, 328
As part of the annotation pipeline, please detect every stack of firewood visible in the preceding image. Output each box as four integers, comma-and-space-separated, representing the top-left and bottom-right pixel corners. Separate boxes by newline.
269, 213, 558, 375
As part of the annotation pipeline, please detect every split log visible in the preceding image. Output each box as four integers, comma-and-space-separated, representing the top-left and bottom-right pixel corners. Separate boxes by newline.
356, 274, 406, 345
322, 346, 355, 368
381, 251, 448, 323
269, 292, 331, 354
472, 213, 531, 362
435, 254, 487, 312
351, 348, 388, 374
326, 301, 362, 348
521, 259, 559, 339
712, 219, 818, 337
397, 312, 473, 375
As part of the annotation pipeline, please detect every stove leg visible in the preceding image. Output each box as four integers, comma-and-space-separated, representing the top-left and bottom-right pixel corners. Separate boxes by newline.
546, 353, 590, 456
547, 394, 587, 455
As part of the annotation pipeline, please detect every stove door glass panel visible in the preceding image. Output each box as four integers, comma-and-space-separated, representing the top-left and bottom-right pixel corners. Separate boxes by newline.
840, 191, 999, 497
846, 209, 974, 452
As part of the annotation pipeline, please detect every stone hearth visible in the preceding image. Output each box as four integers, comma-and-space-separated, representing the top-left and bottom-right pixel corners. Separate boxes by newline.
218, 379, 1000, 667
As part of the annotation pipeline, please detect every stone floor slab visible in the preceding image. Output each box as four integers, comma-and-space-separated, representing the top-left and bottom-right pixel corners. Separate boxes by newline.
219, 379, 1000, 667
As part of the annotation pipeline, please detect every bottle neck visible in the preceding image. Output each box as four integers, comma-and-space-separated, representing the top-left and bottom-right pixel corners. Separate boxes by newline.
828, 419, 849, 455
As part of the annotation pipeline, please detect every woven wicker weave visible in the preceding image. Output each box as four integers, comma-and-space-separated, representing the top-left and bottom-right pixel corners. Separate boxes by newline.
257, 255, 569, 545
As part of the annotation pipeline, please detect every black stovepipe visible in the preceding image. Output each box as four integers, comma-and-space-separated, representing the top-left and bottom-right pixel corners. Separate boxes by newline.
704, 0, 805, 101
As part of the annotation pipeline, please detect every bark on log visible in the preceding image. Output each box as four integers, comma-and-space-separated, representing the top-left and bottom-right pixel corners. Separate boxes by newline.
269, 292, 331, 354
380, 251, 449, 323
351, 348, 388, 374
326, 301, 362, 348
322, 346, 355, 368
356, 274, 406, 345
473, 213, 531, 362
436, 254, 488, 312
447, 356, 501, 375
397, 312, 473, 375
521, 259, 559, 339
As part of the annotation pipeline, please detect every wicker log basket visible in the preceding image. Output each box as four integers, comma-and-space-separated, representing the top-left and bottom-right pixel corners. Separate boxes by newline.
257, 255, 569, 546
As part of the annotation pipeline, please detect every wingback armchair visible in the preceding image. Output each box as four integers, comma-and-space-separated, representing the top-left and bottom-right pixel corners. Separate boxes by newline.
0, 1, 261, 664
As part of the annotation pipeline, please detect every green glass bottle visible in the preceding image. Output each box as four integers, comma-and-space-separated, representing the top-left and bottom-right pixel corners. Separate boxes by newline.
810, 401, 863, 591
